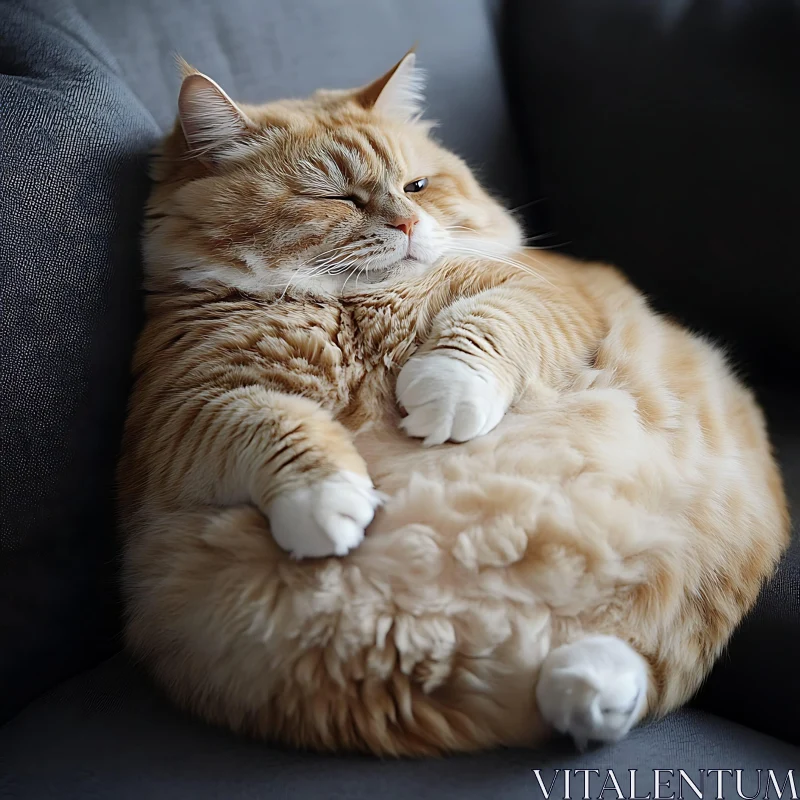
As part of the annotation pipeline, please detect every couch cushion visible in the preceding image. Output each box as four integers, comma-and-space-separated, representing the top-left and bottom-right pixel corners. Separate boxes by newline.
1, 655, 798, 800
503, 0, 800, 376
0, 0, 160, 722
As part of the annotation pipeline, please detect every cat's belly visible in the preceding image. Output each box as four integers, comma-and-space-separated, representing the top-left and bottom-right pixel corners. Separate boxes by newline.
331, 385, 678, 721
352, 385, 658, 511
346, 384, 679, 609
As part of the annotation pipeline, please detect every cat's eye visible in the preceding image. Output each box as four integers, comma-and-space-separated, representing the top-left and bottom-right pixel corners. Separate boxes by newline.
324, 195, 366, 208
403, 178, 429, 194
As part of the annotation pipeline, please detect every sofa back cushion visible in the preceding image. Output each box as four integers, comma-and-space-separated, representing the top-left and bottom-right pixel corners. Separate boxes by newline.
504, 0, 800, 376
0, 0, 160, 721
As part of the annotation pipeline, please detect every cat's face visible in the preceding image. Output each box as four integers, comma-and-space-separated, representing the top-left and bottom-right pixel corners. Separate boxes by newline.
145, 54, 523, 296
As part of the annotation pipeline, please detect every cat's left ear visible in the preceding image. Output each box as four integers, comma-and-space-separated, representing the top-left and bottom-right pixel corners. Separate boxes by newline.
356, 50, 426, 122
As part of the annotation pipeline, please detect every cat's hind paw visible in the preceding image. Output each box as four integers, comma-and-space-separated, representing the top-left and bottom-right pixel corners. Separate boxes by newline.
267, 471, 382, 560
536, 635, 649, 750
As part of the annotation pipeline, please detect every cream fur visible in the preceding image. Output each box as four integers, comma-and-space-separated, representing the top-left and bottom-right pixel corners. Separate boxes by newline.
118, 55, 790, 757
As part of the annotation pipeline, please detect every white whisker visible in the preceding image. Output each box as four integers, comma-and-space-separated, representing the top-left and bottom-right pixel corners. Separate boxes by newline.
443, 225, 564, 250
353, 262, 369, 291
447, 239, 558, 290
340, 264, 360, 295
506, 198, 547, 215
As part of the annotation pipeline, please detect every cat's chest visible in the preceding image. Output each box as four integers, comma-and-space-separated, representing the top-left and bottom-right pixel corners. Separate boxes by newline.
347, 298, 422, 370
253, 296, 422, 408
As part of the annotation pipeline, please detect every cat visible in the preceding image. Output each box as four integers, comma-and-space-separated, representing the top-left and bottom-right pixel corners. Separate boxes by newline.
118, 52, 790, 756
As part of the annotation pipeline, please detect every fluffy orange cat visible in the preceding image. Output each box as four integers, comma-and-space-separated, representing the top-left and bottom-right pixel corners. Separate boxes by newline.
119, 53, 790, 756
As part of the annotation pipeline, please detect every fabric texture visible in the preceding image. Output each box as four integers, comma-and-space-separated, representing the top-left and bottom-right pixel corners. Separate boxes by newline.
0, 0, 160, 722
1, 654, 798, 800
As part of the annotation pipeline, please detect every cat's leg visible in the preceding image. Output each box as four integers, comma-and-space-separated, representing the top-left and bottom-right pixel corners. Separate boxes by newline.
535, 635, 649, 750
396, 291, 522, 446
397, 283, 602, 446
249, 393, 383, 559
158, 387, 381, 559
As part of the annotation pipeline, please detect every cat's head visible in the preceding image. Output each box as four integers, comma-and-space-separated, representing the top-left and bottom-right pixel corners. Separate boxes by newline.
145, 52, 523, 296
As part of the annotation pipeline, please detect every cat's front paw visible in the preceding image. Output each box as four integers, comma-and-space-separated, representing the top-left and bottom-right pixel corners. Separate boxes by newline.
396, 353, 510, 446
266, 471, 382, 559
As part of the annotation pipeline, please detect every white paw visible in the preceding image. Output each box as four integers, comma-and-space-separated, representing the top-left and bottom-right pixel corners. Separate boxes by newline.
266, 471, 382, 560
536, 635, 648, 750
396, 353, 510, 446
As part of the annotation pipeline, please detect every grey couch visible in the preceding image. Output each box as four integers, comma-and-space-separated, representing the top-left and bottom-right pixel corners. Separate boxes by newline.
2, 0, 798, 797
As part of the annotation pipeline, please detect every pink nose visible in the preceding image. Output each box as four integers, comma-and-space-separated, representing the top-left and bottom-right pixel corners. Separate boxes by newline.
391, 216, 419, 237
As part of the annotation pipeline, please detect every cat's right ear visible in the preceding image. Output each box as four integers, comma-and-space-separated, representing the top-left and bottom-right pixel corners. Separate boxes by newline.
178, 69, 254, 159
356, 50, 425, 122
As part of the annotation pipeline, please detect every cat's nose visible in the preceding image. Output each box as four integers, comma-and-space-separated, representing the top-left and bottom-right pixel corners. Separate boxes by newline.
390, 215, 419, 237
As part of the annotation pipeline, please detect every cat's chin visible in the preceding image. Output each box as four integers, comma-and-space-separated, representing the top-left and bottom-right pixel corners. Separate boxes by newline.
336, 257, 435, 295
269, 256, 436, 299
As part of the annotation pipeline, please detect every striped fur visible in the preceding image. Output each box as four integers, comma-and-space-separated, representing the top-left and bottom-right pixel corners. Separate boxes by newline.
119, 57, 789, 756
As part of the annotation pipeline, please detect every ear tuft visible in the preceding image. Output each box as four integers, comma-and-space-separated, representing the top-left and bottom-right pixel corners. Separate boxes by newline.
177, 69, 253, 158
174, 54, 199, 81
357, 51, 426, 122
